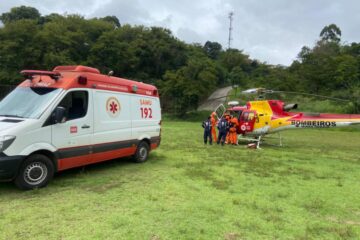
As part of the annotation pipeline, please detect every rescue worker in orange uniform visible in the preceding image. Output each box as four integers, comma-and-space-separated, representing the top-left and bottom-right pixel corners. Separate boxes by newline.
229, 115, 239, 145
210, 112, 217, 142
224, 114, 231, 144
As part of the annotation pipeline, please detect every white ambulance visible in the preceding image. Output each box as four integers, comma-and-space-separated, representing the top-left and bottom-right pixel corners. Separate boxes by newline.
0, 65, 161, 190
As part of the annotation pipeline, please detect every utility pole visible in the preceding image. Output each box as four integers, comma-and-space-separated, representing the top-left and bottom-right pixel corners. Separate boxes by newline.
228, 12, 234, 50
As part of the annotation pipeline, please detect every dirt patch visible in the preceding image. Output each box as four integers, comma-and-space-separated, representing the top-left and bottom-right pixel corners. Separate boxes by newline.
85, 181, 124, 193
150, 235, 161, 240
327, 216, 360, 226
224, 232, 240, 240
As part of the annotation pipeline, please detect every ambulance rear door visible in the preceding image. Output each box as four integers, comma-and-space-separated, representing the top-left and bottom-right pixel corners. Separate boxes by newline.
131, 95, 161, 139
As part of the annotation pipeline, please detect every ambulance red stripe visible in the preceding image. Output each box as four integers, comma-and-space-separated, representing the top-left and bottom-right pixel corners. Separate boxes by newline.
56, 137, 160, 171
58, 147, 137, 171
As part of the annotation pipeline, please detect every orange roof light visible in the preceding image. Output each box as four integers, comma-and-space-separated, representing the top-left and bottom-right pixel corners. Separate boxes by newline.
53, 65, 100, 74
20, 70, 61, 80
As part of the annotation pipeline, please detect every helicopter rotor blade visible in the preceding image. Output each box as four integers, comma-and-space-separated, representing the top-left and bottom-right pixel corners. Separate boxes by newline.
242, 88, 270, 94
203, 87, 351, 103
207, 94, 231, 101
242, 87, 351, 102
272, 90, 350, 102
242, 88, 259, 94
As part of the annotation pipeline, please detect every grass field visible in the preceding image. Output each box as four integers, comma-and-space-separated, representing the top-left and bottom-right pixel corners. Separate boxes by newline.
0, 121, 360, 239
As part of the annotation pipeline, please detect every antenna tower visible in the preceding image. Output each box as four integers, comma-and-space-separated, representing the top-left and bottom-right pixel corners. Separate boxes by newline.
228, 12, 234, 49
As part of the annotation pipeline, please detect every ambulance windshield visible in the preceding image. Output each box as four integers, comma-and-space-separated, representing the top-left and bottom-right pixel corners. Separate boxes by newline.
0, 87, 62, 119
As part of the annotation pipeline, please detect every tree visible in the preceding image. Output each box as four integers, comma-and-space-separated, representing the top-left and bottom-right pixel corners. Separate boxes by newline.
219, 49, 251, 73
0, 10, 359, 114
334, 55, 359, 89
203, 41, 222, 60
160, 56, 217, 115
37, 14, 113, 68
228, 66, 247, 88
320, 24, 341, 43
132, 27, 187, 80
0, 6, 40, 24
100, 16, 121, 28
297, 46, 311, 62
88, 30, 136, 77
39, 13, 64, 25
0, 20, 41, 83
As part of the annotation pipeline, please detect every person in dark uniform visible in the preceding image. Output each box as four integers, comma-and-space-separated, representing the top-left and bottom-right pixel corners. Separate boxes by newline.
217, 116, 229, 146
202, 116, 212, 145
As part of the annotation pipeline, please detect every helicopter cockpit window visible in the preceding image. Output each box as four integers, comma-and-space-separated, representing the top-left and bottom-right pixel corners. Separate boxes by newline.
248, 112, 255, 121
230, 111, 242, 119
241, 112, 248, 121
241, 112, 255, 122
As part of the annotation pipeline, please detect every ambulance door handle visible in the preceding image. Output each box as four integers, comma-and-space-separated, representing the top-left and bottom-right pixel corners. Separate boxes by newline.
81, 124, 91, 129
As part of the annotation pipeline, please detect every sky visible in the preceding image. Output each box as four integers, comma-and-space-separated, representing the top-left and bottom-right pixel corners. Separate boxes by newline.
1, 0, 359, 66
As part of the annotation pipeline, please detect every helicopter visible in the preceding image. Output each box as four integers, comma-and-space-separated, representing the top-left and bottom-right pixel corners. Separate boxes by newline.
214, 88, 360, 148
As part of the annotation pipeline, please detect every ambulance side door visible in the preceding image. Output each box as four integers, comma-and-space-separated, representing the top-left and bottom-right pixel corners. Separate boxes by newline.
51, 89, 93, 169
92, 90, 132, 144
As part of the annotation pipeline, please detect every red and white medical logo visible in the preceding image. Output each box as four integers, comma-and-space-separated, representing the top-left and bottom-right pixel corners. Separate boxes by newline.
106, 97, 121, 117
70, 126, 78, 134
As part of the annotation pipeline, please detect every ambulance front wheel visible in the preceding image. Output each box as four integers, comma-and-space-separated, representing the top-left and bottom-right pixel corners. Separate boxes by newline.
134, 141, 150, 163
14, 154, 54, 190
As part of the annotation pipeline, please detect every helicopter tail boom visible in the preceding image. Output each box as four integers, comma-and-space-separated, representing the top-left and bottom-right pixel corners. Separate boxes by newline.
285, 113, 360, 130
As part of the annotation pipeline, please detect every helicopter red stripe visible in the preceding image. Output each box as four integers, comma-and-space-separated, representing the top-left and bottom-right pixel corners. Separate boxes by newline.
289, 113, 360, 120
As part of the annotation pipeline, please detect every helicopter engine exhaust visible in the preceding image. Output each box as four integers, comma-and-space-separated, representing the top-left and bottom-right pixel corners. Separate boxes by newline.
283, 103, 298, 111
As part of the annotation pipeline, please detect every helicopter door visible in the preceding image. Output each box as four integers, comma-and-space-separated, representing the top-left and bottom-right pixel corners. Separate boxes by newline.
239, 110, 256, 134
214, 104, 226, 120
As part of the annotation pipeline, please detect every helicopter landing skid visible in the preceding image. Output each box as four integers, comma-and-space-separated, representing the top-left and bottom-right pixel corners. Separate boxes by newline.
237, 135, 262, 149
261, 133, 283, 147
237, 133, 283, 149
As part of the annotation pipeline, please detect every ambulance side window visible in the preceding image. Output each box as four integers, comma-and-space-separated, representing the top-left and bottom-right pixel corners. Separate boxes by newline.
58, 91, 88, 121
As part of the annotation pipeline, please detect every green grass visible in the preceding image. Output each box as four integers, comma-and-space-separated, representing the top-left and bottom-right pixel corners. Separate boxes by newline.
1, 121, 360, 239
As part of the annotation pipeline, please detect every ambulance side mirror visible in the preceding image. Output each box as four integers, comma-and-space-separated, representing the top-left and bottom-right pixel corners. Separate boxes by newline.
53, 106, 66, 124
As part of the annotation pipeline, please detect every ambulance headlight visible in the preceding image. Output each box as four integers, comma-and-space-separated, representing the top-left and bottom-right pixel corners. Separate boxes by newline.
0, 135, 16, 152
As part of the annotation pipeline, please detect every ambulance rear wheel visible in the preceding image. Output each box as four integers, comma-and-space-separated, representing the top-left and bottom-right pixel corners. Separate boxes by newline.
14, 154, 54, 190
134, 141, 150, 163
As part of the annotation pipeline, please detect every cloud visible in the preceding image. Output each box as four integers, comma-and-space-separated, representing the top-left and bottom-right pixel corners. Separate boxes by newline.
1, 0, 359, 65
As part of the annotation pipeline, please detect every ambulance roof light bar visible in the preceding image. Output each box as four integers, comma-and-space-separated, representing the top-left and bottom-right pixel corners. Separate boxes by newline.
20, 70, 61, 81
